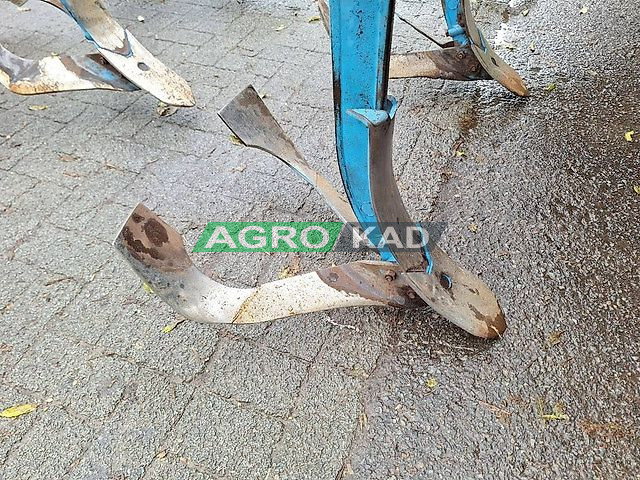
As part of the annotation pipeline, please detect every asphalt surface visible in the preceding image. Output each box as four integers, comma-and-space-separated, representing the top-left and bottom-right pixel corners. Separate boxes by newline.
0, 0, 638, 479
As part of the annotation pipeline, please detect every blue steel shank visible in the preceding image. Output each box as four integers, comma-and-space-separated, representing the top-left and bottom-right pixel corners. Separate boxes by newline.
329, 0, 428, 266
328, 0, 393, 262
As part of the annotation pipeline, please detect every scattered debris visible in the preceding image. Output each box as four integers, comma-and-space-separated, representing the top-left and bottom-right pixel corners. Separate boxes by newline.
479, 400, 512, 424
308, 15, 321, 23
633, 185, 640, 195
579, 6, 590, 14
278, 255, 302, 279
259, 92, 268, 99
1, 403, 37, 418
358, 411, 368, 429
468, 223, 479, 234
231, 164, 246, 173
104, 162, 125, 171
28, 105, 48, 111
137, 15, 145, 22
521, 9, 529, 16
155, 450, 168, 459
547, 330, 565, 346
425, 377, 438, 390
230, 134, 243, 146
455, 150, 466, 158
544, 82, 557, 92
275, 25, 286, 31
537, 399, 569, 421
529, 41, 536, 52
44, 275, 74, 286
58, 153, 77, 163
142, 282, 155, 294
580, 419, 628, 440
156, 102, 178, 117
624, 130, 635, 142
162, 323, 177, 333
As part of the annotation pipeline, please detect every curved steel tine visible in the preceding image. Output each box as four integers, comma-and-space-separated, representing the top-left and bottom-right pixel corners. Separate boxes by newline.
3, 0, 195, 105
357, 102, 505, 339
114, 204, 423, 324
0, 46, 139, 95
218, 85, 356, 225
59, 0, 194, 106
458, 0, 529, 96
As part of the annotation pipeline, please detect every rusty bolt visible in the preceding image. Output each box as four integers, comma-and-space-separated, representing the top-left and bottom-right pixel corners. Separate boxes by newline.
384, 270, 397, 282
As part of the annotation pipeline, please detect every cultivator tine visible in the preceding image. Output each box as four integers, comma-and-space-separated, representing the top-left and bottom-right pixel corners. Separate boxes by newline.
114, 204, 423, 325
317, 0, 527, 95
457, 0, 528, 96
59, 0, 194, 106
360, 102, 505, 337
218, 85, 355, 224
217, 82, 505, 337
1, 0, 195, 105
327, 0, 505, 338
0, 46, 139, 95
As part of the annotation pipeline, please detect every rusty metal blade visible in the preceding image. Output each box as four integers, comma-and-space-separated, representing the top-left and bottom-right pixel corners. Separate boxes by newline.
61, 0, 194, 105
389, 47, 490, 81
461, 0, 529, 96
218, 85, 355, 224
0, 46, 139, 95
114, 204, 422, 324
3, 0, 194, 104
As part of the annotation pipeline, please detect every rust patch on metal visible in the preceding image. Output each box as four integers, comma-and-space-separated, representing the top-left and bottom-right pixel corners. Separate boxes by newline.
143, 218, 169, 247
468, 303, 507, 339
118, 204, 192, 273
318, 262, 424, 308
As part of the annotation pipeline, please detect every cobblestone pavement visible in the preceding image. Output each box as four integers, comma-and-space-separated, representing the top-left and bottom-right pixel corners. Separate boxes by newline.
1, 0, 638, 479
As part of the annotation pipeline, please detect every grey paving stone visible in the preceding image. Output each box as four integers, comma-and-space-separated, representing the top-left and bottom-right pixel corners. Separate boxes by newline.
0, 405, 93, 480
202, 338, 308, 416
167, 391, 282, 480
270, 363, 364, 480
0, 386, 39, 465
67, 369, 194, 480
6, 332, 138, 420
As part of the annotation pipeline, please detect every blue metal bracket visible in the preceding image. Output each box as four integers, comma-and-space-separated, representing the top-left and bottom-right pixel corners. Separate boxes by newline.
441, 0, 470, 46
